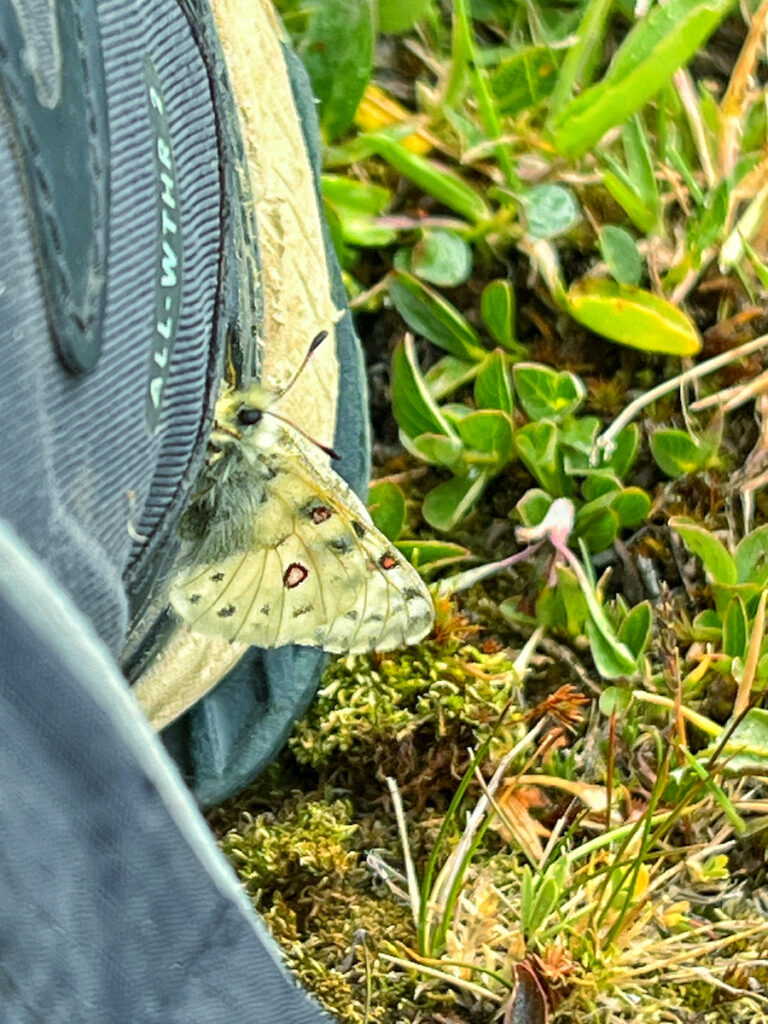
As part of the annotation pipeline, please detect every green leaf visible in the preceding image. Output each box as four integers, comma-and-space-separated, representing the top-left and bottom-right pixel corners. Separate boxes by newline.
650, 429, 710, 477
523, 184, 580, 239
389, 271, 487, 361
516, 489, 553, 528
692, 609, 723, 642
407, 433, 464, 469
480, 279, 522, 354
423, 473, 490, 531
456, 410, 515, 467
560, 415, 600, 471
321, 175, 396, 246
549, 0, 736, 157
378, 0, 434, 33
610, 487, 651, 528
581, 472, 621, 502
566, 279, 701, 356
586, 616, 638, 679
409, 229, 473, 287
600, 685, 633, 715
522, 857, 569, 934
513, 363, 586, 421
424, 356, 479, 400
474, 350, 513, 414
300, 0, 375, 140
599, 164, 658, 234
712, 708, 768, 774
368, 133, 491, 223
391, 336, 458, 440
735, 525, 768, 586
368, 481, 407, 541
601, 424, 639, 478
669, 517, 737, 586
621, 114, 660, 215
549, 0, 614, 115
490, 45, 559, 115
687, 179, 729, 255
396, 539, 469, 572
619, 601, 652, 658
599, 225, 643, 286
515, 420, 569, 495
577, 507, 619, 551
722, 596, 748, 660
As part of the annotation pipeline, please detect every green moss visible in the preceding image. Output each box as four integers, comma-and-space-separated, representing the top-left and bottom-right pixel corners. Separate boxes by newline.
289, 642, 525, 788
218, 792, 445, 1023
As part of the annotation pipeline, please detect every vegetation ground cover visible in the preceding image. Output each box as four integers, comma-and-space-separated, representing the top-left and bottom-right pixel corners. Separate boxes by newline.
211, 2, 768, 1020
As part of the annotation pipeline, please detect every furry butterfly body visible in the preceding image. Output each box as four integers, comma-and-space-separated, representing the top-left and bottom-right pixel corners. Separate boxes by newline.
170, 382, 434, 652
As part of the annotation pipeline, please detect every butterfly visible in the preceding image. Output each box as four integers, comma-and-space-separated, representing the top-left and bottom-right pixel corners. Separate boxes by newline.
169, 333, 434, 653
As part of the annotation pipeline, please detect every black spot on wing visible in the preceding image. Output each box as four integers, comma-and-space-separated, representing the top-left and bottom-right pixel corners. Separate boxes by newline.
328, 535, 354, 554
210, 571, 225, 582
218, 604, 236, 618
292, 604, 314, 618
345, 610, 358, 621
189, 594, 202, 605
351, 520, 366, 539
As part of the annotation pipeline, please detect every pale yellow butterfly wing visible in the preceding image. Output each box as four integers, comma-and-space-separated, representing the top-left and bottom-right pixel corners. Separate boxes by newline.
170, 410, 434, 653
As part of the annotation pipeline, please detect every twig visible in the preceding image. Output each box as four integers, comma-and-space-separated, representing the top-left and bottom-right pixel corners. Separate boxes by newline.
595, 332, 768, 458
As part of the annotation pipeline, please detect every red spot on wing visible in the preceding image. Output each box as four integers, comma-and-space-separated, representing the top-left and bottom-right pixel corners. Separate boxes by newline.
380, 553, 398, 570
311, 506, 332, 524
283, 562, 309, 588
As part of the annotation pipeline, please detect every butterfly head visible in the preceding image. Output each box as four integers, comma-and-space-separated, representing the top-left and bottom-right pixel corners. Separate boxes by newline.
211, 383, 277, 446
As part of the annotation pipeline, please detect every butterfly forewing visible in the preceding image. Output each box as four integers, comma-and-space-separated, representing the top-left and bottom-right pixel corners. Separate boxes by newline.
170, 389, 434, 653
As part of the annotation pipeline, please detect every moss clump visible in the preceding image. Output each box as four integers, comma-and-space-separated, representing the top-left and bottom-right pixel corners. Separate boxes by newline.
219, 793, 429, 1023
289, 642, 525, 794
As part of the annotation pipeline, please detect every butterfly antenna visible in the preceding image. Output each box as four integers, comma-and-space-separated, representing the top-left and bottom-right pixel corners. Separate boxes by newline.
273, 330, 329, 400
264, 408, 341, 460
259, 329, 339, 458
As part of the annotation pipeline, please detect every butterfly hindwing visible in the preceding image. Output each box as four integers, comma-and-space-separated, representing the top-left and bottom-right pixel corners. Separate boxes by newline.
170, 390, 434, 653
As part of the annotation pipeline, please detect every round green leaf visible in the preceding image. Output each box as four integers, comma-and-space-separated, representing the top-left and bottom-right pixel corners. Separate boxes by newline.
523, 184, 580, 239
410, 229, 473, 287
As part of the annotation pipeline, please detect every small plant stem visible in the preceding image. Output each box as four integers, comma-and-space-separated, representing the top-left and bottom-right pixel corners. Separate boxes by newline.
562, 792, 706, 866
378, 954, 501, 1002
390, 946, 514, 992
632, 690, 721, 736
719, 0, 768, 175
620, 923, 768, 977
673, 69, 716, 187
436, 540, 543, 597
605, 710, 616, 837
672, 649, 688, 758
733, 588, 767, 718
386, 776, 422, 930
443, 2, 471, 109
430, 720, 548, 952
603, 753, 669, 946
450, 0, 518, 188
360, 934, 372, 1024
595, 331, 768, 457
548, 0, 613, 116
417, 715, 508, 954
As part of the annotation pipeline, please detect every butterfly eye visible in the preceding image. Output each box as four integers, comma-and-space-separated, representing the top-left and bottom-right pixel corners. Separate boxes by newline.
238, 407, 263, 427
